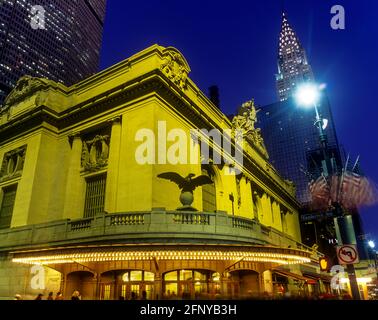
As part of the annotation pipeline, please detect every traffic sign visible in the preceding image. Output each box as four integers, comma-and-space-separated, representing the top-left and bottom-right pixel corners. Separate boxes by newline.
336, 245, 359, 265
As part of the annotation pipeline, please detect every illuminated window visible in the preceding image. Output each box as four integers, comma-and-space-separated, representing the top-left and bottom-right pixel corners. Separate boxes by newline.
180, 270, 193, 281
0, 185, 17, 229
83, 174, 106, 218
131, 284, 140, 297
194, 271, 206, 281
144, 271, 155, 282
164, 271, 178, 281
130, 270, 142, 281
121, 285, 127, 298
102, 284, 111, 300
122, 272, 129, 282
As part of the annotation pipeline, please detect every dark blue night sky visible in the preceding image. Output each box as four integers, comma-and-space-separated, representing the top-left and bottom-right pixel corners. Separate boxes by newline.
99, 0, 378, 240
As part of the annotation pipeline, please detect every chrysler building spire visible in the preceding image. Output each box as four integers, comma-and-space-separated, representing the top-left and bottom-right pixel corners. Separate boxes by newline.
276, 12, 314, 101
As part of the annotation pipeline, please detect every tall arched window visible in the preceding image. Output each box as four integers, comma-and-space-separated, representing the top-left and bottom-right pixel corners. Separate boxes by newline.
201, 165, 217, 212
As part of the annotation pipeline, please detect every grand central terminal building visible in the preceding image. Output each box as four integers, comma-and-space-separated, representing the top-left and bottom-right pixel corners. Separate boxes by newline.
0, 45, 327, 300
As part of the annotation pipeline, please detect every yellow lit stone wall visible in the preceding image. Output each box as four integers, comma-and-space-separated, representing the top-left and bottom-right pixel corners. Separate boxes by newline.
0, 44, 301, 243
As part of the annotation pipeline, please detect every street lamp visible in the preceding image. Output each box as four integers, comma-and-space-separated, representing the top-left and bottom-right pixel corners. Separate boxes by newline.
294, 83, 320, 107
295, 83, 331, 176
295, 82, 361, 299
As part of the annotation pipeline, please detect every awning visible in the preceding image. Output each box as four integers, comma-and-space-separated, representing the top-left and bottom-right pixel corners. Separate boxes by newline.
10, 244, 312, 265
273, 269, 316, 283
302, 272, 332, 283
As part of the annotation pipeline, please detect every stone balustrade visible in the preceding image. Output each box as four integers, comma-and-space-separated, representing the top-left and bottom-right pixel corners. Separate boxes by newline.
0, 209, 316, 256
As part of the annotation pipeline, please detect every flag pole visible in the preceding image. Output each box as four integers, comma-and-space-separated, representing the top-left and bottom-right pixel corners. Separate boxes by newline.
337, 154, 350, 204
352, 155, 360, 173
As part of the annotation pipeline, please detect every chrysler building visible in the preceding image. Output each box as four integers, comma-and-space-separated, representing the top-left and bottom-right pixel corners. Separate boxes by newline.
276, 12, 314, 101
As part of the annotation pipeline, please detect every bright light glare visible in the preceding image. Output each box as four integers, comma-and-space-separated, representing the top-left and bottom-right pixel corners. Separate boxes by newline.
368, 240, 375, 248
340, 277, 372, 284
322, 119, 328, 130
319, 83, 327, 90
295, 83, 320, 107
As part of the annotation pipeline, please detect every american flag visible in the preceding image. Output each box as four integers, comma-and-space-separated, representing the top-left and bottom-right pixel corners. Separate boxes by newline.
306, 155, 377, 209
309, 174, 330, 208
339, 171, 377, 209
330, 174, 340, 203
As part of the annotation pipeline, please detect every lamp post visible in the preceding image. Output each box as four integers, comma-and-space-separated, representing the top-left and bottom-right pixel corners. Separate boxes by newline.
295, 83, 361, 300
295, 84, 332, 176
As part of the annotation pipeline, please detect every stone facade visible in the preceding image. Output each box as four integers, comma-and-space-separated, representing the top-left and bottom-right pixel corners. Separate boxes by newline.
0, 45, 323, 300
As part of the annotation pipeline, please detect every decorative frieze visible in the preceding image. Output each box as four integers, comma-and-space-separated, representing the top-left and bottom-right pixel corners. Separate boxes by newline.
81, 134, 110, 172
160, 48, 190, 90
232, 99, 269, 159
0, 145, 27, 182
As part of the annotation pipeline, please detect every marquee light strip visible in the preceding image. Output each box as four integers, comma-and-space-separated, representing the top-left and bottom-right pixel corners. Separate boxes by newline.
12, 250, 311, 265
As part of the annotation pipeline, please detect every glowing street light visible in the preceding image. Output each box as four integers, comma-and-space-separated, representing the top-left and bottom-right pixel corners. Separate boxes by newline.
294, 83, 320, 107
295, 82, 330, 175
368, 240, 375, 249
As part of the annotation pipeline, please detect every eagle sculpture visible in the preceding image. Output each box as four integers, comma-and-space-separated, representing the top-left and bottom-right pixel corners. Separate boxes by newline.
157, 172, 213, 210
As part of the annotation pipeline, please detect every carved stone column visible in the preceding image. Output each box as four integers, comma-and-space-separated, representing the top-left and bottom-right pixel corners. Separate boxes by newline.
262, 270, 273, 295
104, 117, 122, 213
221, 274, 231, 299
154, 273, 162, 300
61, 272, 68, 299
63, 133, 83, 219
262, 193, 273, 226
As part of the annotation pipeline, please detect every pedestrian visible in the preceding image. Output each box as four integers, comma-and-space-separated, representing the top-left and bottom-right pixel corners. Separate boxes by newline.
130, 291, 137, 300
71, 290, 81, 300
140, 290, 147, 300
47, 292, 54, 300
35, 293, 43, 300
55, 292, 64, 300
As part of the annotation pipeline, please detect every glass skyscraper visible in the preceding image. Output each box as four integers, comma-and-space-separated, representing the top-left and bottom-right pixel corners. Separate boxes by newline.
258, 96, 342, 204
259, 12, 342, 204
0, 0, 107, 105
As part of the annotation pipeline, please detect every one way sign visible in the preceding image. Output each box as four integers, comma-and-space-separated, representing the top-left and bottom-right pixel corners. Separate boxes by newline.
336, 245, 359, 265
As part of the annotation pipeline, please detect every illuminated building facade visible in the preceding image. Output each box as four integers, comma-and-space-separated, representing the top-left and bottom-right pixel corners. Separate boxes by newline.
0, 45, 325, 300
0, 0, 106, 105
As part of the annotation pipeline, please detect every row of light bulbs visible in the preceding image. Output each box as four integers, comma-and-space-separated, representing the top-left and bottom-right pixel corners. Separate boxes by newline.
12, 250, 310, 265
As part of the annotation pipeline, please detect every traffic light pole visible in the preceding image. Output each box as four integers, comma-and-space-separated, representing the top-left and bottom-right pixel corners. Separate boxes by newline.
334, 213, 361, 300
312, 103, 361, 300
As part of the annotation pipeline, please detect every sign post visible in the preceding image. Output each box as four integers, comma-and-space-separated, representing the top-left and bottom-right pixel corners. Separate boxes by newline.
334, 215, 361, 300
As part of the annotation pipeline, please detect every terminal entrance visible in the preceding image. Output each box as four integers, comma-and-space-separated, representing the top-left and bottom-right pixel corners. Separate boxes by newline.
228, 270, 260, 299
100, 270, 155, 300
163, 269, 221, 299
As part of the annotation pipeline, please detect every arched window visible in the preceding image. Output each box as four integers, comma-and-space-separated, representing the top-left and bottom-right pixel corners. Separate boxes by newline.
201, 165, 217, 212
